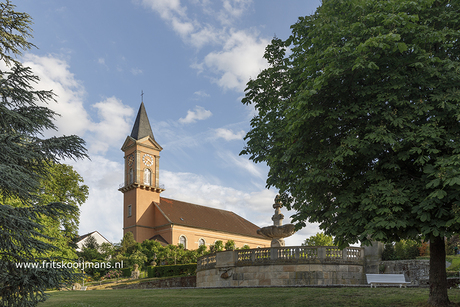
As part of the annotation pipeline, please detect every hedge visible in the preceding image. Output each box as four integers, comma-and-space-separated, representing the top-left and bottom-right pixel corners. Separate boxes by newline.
148, 263, 197, 278
121, 268, 132, 277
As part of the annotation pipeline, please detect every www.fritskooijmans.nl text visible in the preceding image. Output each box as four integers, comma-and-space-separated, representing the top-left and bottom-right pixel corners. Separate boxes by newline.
15, 261, 124, 270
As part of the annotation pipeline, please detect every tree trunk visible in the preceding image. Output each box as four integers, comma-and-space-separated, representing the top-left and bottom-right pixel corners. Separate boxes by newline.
428, 235, 450, 306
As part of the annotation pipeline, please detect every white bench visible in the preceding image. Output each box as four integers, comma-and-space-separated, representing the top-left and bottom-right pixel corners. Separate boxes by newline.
366, 274, 411, 288
80, 286, 87, 291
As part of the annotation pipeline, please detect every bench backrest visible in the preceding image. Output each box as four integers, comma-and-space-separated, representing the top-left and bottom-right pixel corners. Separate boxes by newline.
366, 274, 407, 283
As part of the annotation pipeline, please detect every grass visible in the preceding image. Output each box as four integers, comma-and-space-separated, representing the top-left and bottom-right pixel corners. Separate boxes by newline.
39, 287, 460, 307
449, 258, 460, 272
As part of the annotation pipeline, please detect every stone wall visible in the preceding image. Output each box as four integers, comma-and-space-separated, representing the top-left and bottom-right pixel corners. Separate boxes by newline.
380, 260, 429, 285
197, 246, 365, 287
115, 276, 196, 289
197, 263, 364, 287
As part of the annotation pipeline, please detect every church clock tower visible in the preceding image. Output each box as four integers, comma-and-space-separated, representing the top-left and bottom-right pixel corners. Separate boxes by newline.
119, 102, 164, 242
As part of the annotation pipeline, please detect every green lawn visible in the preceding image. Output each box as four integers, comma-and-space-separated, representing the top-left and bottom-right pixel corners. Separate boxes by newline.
39, 287, 460, 307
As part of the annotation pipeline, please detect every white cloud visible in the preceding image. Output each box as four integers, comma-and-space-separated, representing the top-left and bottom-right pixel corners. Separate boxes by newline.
88, 97, 134, 154
179, 105, 212, 124
22, 54, 134, 155
194, 90, 210, 98
203, 30, 269, 91
69, 156, 124, 244
218, 0, 252, 26
131, 68, 143, 75
140, 0, 195, 37
98, 58, 105, 65
22, 54, 91, 136
217, 150, 264, 179
214, 128, 245, 141
139, 0, 268, 92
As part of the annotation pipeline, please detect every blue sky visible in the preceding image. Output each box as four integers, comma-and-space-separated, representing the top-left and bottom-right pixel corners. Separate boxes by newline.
15, 0, 322, 245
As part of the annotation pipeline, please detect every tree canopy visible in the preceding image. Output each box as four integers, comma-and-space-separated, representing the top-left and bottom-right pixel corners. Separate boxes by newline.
0, 1, 88, 306
242, 0, 460, 305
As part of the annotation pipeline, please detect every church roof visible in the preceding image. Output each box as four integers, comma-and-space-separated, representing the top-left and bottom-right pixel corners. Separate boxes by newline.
130, 102, 155, 140
149, 234, 169, 246
155, 197, 267, 240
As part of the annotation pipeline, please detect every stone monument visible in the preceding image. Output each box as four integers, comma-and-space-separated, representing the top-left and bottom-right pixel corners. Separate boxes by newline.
257, 195, 296, 247
131, 263, 140, 279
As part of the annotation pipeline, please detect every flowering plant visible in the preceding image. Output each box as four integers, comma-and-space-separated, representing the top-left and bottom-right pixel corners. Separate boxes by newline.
104, 269, 122, 279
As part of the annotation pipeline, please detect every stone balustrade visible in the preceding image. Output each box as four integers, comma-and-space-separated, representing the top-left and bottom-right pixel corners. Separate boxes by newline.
198, 246, 363, 271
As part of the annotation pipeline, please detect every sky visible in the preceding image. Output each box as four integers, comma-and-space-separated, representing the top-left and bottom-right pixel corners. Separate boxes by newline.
14, 0, 323, 246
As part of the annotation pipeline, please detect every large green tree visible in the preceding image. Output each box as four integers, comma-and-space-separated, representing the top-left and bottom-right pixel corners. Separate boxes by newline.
4, 163, 89, 260
0, 1, 87, 306
37, 163, 89, 238
242, 0, 460, 305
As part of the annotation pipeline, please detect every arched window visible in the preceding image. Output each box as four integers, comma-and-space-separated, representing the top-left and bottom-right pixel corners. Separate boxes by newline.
129, 168, 133, 184
198, 238, 206, 247
179, 235, 187, 249
143, 168, 151, 186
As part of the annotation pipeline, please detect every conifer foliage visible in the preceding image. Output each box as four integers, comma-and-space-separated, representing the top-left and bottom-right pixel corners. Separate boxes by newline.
0, 1, 88, 306
242, 0, 460, 305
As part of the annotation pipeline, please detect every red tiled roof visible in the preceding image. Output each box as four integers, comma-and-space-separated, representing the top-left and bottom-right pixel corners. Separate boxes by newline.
149, 234, 169, 246
155, 197, 267, 240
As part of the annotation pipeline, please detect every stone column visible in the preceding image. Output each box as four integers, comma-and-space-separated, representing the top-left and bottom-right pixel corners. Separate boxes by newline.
363, 241, 384, 274
155, 155, 160, 188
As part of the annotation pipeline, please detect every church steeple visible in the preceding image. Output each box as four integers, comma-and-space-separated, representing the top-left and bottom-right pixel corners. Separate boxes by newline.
130, 102, 155, 141
121, 101, 163, 242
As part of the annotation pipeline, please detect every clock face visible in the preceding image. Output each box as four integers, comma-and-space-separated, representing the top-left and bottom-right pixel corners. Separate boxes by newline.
127, 154, 134, 166
142, 154, 154, 166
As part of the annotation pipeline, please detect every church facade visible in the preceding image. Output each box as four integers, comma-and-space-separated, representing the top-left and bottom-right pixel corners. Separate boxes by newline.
119, 103, 271, 250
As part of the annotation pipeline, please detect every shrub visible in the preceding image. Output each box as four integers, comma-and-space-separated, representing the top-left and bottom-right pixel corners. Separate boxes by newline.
382, 243, 397, 260
147, 264, 197, 278
419, 242, 429, 257
121, 268, 132, 277
382, 240, 421, 260
225, 240, 235, 251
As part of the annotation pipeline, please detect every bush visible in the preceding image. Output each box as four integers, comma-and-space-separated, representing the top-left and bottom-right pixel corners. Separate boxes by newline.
121, 268, 132, 277
382, 243, 397, 260
147, 264, 197, 278
382, 240, 421, 260
419, 242, 429, 257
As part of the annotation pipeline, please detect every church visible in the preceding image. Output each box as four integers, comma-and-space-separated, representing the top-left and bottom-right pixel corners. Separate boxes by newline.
119, 103, 271, 250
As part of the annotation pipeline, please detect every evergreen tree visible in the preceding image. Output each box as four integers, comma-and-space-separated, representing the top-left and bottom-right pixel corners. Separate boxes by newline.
242, 0, 460, 305
0, 1, 88, 306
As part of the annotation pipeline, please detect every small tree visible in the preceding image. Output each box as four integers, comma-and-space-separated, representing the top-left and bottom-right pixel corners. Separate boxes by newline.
302, 232, 335, 247
120, 232, 138, 255
225, 240, 236, 251
83, 236, 99, 250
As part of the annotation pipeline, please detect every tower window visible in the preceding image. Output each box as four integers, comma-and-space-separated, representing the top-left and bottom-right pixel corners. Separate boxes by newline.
129, 168, 134, 184
179, 235, 187, 249
128, 205, 132, 217
144, 168, 151, 186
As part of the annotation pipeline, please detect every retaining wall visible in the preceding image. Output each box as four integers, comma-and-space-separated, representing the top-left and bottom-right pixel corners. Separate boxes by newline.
197, 246, 365, 287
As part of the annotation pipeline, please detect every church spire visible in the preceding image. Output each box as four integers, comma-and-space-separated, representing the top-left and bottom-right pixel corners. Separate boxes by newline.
130, 102, 155, 140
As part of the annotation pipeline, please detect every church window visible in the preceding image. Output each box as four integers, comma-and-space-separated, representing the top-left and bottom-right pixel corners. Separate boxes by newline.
179, 235, 187, 249
198, 238, 205, 247
129, 168, 133, 184
128, 205, 132, 217
144, 168, 151, 186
